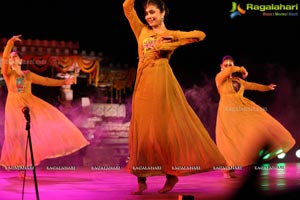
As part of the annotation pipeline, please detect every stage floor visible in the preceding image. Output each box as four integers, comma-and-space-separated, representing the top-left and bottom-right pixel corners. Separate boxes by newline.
1, 162, 299, 200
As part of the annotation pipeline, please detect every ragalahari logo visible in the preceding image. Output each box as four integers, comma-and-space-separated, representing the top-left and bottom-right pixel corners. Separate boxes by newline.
230, 2, 246, 19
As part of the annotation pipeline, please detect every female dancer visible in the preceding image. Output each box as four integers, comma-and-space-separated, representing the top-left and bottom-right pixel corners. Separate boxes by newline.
215, 55, 295, 178
0, 35, 90, 177
123, 0, 226, 194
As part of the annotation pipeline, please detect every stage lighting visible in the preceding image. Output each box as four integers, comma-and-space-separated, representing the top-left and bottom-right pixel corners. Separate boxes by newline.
277, 152, 286, 159
261, 148, 284, 160
295, 149, 300, 158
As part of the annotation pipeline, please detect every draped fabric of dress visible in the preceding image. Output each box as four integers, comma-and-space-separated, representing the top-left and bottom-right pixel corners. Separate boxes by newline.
215, 66, 295, 167
123, 0, 226, 177
0, 40, 90, 168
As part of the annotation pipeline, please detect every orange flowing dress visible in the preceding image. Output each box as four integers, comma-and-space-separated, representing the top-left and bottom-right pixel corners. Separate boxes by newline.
215, 66, 295, 167
123, 0, 226, 177
0, 40, 90, 168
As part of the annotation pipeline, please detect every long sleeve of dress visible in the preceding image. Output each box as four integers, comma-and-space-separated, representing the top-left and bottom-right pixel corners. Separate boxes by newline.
123, 0, 144, 40
1, 40, 14, 78
29, 72, 65, 86
240, 79, 271, 92
173, 30, 206, 45
215, 66, 247, 92
155, 30, 206, 51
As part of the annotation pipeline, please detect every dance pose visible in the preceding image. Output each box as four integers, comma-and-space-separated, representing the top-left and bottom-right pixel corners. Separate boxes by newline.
0, 35, 90, 177
123, 0, 226, 194
215, 55, 295, 178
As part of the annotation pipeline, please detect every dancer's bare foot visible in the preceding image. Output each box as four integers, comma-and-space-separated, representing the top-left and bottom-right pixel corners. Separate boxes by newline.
223, 172, 232, 179
158, 176, 178, 193
223, 170, 240, 179
131, 183, 147, 195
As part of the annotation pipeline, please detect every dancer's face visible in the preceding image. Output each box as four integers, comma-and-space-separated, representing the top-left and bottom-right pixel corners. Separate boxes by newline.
9, 52, 22, 70
220, 59, 234, 71
144, 4, 165, 28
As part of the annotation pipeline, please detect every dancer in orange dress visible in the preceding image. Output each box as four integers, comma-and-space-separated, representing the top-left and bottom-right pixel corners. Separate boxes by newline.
215, 55, 295, 178
0, 35, 90, 177
123, 0, 226, 194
